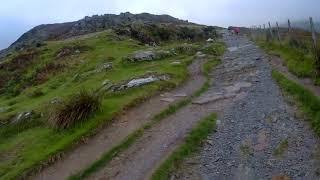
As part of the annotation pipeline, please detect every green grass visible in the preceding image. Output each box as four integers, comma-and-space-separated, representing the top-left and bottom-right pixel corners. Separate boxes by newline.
239, 144, 253, 156
272, 70, 320, 134
0, 30, 196, 179
151, 113, 217, 180
273, 139, 289, 157
203, 57, 221, 77
258, 41, 314, 78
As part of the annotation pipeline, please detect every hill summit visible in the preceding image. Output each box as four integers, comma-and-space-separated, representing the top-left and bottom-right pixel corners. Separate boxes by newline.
0, 12, 191, 58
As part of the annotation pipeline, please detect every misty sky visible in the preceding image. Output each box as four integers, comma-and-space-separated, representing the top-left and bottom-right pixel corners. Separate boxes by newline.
1, 0, 320, 50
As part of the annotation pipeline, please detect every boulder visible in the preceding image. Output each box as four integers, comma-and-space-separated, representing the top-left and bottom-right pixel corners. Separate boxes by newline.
196, 51, 206, 58
125, 50, 173, 62
170, 61, 182, 65
96, 63, 112, 73
0, 107, 8, 113
111, 74, 170, 91
50, 97, 63, 104
132, 51, 156, 61
12, 111, 34, 124
127, 76, 159, 88
101, 79, 114, 91
207, 38, 214, 42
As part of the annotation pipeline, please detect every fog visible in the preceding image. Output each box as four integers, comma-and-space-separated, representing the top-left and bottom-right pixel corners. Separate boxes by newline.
1, 0, 319, 50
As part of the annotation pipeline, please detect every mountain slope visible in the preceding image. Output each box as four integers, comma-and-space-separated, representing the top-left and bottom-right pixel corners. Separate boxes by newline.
0, 12, 191, 59
0, 13, 219, 179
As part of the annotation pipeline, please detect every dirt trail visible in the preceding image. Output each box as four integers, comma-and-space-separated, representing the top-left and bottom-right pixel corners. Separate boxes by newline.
87, 33, 259, 180
174, 31, 320, 179
33, 54, 207, 180
269, 54, 320, 97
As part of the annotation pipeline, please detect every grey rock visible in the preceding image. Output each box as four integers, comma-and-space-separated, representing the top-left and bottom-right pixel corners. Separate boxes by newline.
173, 93, 187, 97
0, 107, 8, 113
12, 111, 34, 124
96, 63, 112, 73
112, 75, 170, 92
132, 51, 156, 61
127, 76, 159, 88
207, 38, 214, 42
50, 97, 63, 104
160, 98, 175, 103
170, 61, 182, 65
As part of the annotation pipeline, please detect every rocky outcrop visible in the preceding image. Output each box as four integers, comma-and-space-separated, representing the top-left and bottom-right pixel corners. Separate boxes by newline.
2, 12, 190, 56
106, 74, 170, 92
124, 50, 174, 62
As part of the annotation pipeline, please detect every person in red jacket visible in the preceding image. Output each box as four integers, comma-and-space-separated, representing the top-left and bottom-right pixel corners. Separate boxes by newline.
234, 27, 240, 35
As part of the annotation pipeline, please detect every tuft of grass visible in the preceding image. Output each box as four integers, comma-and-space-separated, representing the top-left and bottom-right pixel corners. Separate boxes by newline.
27, 88, 45, 98
151, 113, 216, 180
203, 57, 221, 77
240, 144, 253, 156
202, 42, 226, 56
273, 139, 289, 157
49, 90, 101, 129
272, 70, 320, 134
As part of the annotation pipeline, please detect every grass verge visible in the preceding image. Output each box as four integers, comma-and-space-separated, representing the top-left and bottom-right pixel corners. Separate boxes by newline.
273, 139, 289, 157
151, 113, 217, 180
272, 70, 320, 134
257, 41, 315, 79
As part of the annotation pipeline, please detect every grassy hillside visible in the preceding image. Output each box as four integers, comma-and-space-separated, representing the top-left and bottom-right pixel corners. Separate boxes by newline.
0, 25, 219, 179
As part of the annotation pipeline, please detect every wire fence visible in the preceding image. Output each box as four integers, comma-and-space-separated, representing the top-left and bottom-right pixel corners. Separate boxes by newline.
249, 17, 320, 76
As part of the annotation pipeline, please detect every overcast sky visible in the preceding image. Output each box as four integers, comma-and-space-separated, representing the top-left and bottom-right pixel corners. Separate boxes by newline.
1, 0, 320, 50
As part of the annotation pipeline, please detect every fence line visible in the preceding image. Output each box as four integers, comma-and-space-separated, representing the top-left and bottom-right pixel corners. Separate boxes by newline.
248, 17, 320, 76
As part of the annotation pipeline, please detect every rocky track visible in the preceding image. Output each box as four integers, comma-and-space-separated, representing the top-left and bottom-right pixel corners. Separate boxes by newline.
174, 32, 320, 179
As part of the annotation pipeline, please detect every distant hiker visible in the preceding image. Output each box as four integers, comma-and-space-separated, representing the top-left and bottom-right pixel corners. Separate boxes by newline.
228, 26, 240, 35
234, 27, 240, 35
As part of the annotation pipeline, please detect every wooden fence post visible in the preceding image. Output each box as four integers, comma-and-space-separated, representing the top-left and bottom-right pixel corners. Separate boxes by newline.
310, 17, 319, 75
310, 17, 317, 48
276, 22, 281, 42
288, 19, 292, 36
268, 22, 274, 40
263, 24, 266, 40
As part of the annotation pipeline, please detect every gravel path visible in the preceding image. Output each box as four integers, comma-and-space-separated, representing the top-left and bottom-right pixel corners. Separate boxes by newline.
175, 32, 320, 179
